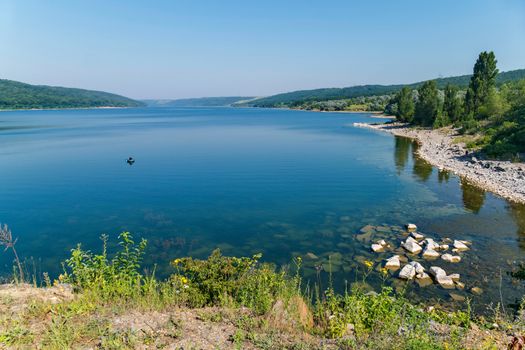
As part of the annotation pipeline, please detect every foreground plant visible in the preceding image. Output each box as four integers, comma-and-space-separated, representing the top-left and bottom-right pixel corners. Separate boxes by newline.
0, 223, 24, 282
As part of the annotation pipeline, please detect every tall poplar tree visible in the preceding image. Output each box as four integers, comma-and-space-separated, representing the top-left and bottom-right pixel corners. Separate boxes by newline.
465, 51, 499, 116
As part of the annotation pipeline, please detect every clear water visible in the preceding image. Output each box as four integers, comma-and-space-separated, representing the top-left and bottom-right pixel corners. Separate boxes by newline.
0, 107, 524, 312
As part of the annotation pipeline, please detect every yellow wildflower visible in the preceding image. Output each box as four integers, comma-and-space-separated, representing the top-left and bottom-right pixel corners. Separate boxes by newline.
381, 267, 388, 275
173, 258, 181, 265
364, 260, 374, 268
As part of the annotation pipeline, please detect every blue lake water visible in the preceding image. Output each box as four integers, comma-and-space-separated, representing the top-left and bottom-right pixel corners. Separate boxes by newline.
0, 107, 524, 311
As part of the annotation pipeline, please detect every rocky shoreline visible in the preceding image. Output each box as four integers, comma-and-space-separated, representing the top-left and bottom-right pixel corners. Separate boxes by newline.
354, 122, 525, 204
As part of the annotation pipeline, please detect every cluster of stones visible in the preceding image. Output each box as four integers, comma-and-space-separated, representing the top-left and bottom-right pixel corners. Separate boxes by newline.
370, 223, 480, 296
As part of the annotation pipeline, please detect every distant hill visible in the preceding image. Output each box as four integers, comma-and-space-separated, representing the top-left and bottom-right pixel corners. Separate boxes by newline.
0, 79, 144, 110
143, 96, 256, 107
237, 69, 525, 108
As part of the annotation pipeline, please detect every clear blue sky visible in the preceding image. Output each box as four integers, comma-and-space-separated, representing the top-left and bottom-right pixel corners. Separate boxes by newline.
1, 0, 524, 99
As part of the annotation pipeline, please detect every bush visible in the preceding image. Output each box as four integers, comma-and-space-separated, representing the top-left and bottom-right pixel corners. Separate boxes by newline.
171, 249, 298, 314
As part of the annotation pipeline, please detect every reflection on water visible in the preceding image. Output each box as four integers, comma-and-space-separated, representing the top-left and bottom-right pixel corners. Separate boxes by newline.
460, 179, 486, 214
412, 147, 434, 182
438, 169, 450, 183
394, 137, 411, 172
510, 202, 525, 249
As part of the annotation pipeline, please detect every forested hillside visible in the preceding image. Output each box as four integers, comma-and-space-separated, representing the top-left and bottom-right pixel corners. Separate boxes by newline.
0, 79, 144, 109
143, 96, 255, 107
237, 69, 525, 109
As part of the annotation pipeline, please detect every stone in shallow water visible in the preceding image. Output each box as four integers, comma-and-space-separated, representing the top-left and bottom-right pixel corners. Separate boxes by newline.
439, 244, 449, 251
455, 281, 465, 290
359, 224, 375, 233
449, 293, 466, 302
398, 264, 416, 280
384, 255, 401, 271
410, 231, 425, 241
376, 226, 392, 233
304, 252, 319, 260
422, 247, 440, 259
406, 223, 417, 231
429, 266, 447, 278
471, 287, 483, 295
356, 231, 373, 243
409, 261, 425, 274
453, 240, 470, 252
424, 238, 440, 250
371, 244, 385, 253
449, 273, 460, 282
415, 272, 433, 287
441, 253, 461, 263
436, 275, 455, 289
402, 238, 422, 254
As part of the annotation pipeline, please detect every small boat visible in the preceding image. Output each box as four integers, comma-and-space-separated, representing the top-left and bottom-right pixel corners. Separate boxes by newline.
126, 157, 135, 165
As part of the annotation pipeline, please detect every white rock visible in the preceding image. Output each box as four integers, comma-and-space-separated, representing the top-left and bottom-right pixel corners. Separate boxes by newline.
409, 261, 425, 274
398, 264, 416, 280
449, 273, 460, 281
422, 247, 440, 259
402, 240, 422, 254
435, 275, 455, 289
441, 254, 461, 263
439, 244, 449, 251
385, 255, 401, 271
424, 238, 440, 250
371, 244, 385, 253
410, 231, 425, 241
406, 223, 417, 231
429, 266, 447, 278
377, 239, 387, 246
453, 240, 470, 252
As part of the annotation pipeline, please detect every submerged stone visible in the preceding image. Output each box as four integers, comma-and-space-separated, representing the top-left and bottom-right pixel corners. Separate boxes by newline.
441, 254, 461, 263
453, 240, 470, 252
449, 293, 466, 302
304, 252, 319, 260
415, 272, 433, 287
471, 287, 483, 295
359, 224, 375, 233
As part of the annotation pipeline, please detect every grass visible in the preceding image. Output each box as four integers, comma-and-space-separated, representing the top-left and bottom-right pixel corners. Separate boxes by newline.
0, 232, 521, 349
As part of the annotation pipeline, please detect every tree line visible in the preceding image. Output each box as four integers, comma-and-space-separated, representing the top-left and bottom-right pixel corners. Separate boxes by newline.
387, 51, 525, 159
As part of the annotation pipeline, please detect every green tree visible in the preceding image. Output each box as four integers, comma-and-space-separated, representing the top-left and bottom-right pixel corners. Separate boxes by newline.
395, 87, 415, 122
465, 51, 499, 116
442, 84, 463, 123
414, 80, 441, 127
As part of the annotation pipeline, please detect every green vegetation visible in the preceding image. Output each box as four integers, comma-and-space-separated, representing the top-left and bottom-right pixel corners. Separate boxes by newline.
0, 79, 144, 110
0, 232, 521, 348
143, 96, 256, 107
388, 51, 525, 160
235, 68, 525, 109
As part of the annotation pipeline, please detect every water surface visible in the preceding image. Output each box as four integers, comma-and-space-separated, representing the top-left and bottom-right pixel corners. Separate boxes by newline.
0, 107, 523, 312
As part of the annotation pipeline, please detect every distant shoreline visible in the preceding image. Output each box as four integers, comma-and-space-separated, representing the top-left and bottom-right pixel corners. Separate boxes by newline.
0, 106, 134, 112
354, 122, 525, 204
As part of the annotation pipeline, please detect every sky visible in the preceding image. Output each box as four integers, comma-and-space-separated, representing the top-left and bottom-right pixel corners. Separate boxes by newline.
1, 0, 524, 99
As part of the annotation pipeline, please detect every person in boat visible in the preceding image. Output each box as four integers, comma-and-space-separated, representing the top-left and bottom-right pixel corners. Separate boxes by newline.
126, 157, 135, 165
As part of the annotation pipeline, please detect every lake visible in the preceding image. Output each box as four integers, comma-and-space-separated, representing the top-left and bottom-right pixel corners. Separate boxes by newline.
0, 107, 524, 312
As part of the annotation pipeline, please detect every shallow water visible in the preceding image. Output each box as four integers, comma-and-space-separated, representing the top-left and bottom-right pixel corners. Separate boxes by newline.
0, 107, 524, 312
